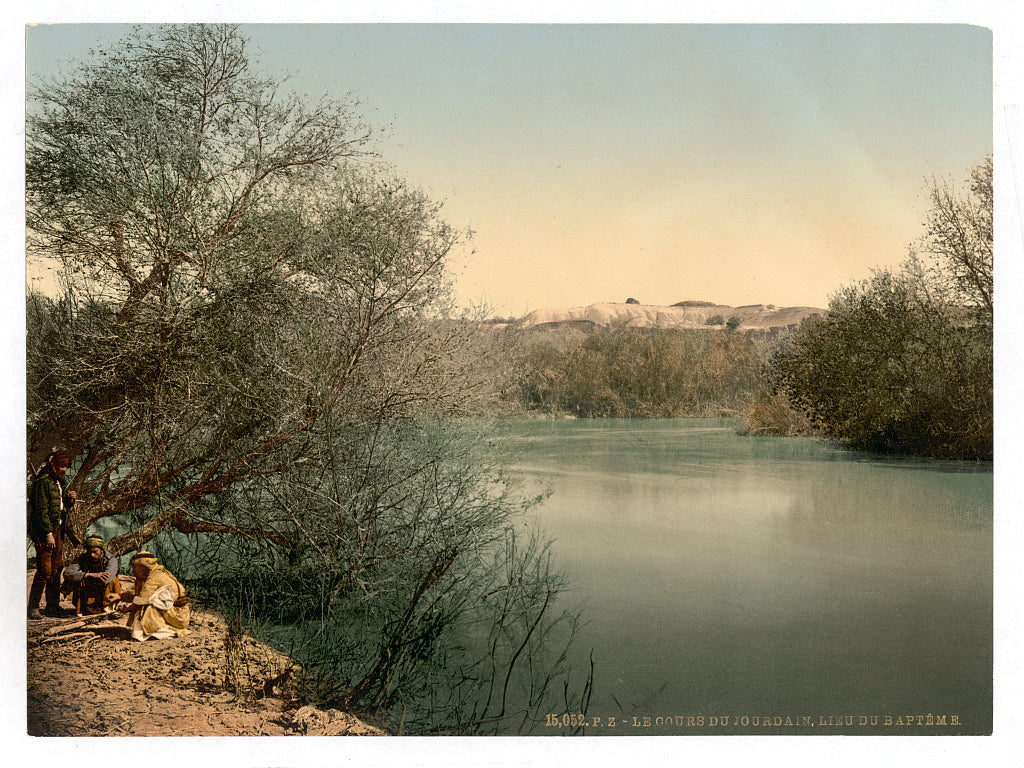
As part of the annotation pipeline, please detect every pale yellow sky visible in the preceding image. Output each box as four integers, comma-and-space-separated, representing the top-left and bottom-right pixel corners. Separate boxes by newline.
255, 23, 992, 315
24, 24, 994, 317
438, 142, 923, 312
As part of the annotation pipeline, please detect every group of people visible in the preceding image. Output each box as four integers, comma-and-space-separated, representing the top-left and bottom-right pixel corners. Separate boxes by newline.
27, 450, 191, 641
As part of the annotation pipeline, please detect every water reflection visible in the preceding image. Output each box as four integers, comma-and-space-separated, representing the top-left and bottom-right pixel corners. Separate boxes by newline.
498, 418, 993, 735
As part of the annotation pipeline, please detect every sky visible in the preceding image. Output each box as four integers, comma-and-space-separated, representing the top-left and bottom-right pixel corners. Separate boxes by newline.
23, 22, 994, 316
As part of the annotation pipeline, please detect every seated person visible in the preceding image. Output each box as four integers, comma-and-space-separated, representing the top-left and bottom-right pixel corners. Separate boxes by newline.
124, 551, 191, 641
61, 534, 122, 616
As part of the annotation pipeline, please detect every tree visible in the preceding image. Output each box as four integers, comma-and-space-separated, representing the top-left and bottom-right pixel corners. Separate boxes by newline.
772, 159, 993, 459
25, 24, 463, 555
919, 156, 993, 322
180, 413, 584, 732
27, 24, 589, 733
511, 325, 761, 417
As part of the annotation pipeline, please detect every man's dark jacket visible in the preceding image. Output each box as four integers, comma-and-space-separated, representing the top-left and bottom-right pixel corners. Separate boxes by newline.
28, 469, 74, 542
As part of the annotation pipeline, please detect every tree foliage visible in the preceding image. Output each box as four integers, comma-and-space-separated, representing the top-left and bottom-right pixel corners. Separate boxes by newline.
26, 25, 452, 552
920, 155, 993, 321
178, 418, 585, 732
512, 325, 761, 417
771, 159, 993, 460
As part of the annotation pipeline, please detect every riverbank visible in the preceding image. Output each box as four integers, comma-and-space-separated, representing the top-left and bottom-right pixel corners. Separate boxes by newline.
26, 570, 385, 737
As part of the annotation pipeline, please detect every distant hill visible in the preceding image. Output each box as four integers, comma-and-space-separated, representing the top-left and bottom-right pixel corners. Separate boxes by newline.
510, 302, 825, 331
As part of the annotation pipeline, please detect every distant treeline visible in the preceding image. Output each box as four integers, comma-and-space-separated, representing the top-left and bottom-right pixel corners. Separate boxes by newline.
508, 324, 762, 417
495, 288, 989, 459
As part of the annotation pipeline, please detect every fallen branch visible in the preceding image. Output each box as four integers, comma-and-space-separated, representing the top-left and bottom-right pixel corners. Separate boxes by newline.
40, 611, 124, 637
42, 620, 86, 636
42, 631, 94, 644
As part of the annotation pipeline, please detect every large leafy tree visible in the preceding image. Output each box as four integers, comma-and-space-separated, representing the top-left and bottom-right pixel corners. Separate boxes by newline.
26, 24, 461, 553
777, 268, 990, 458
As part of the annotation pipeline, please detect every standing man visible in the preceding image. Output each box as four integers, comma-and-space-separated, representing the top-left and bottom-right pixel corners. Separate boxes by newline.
27, 450, 78, 619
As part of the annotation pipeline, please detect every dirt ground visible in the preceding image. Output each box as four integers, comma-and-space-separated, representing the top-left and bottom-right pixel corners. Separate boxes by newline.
25, 571, 385, 738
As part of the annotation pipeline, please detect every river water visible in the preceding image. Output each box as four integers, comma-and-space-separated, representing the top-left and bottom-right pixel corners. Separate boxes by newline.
497, 417, 992, 735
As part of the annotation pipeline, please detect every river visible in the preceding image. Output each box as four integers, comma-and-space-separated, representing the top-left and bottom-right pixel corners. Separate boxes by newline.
497, 417, 993, 735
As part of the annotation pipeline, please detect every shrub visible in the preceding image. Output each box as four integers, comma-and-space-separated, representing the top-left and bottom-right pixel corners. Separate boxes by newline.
775, 267, 991, 459
512, 326, 762, 417
738, 389, 816, 436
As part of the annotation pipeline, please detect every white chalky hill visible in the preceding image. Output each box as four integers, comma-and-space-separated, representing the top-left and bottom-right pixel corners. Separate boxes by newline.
511, 302, 824, 331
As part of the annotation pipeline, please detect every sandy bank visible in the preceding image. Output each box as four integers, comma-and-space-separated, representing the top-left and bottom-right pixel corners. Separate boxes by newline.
26, 570, 385, 737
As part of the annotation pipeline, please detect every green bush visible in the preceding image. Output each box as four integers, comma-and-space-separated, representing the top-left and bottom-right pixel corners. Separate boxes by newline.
774, 267, 991, 459
738, 388, 816, 436
513, 325, 762, 417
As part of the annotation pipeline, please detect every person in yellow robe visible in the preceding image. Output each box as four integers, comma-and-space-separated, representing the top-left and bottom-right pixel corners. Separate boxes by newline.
124, 551, 191, 641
